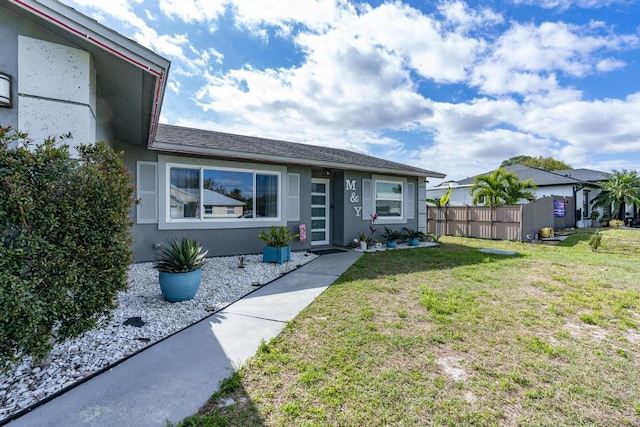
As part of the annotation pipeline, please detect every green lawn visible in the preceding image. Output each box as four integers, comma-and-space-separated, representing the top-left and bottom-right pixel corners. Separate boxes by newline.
181, 228, 640, 426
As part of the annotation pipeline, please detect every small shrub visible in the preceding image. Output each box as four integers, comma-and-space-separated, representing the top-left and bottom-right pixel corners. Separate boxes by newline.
589, 232, 602, 252
0, 126, 135, 370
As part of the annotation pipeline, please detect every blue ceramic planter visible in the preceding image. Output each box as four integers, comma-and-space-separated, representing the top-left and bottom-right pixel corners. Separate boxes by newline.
263, 245, 291, 264
386, 240, 397, 248
408, 237, 420, 246
159, 269, 202, 302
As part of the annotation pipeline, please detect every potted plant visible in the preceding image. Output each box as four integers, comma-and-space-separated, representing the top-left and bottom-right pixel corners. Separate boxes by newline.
357, 232, 368, 251
382, 226, 403, 248
153, 237, 208, 302
402, 227, 425, 246
258, 225, 299, 264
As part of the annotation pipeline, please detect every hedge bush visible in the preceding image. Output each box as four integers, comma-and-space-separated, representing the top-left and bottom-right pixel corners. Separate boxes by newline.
0, 126, 135, 371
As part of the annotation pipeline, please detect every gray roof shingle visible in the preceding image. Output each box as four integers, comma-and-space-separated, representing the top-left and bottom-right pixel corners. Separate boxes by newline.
456, 165, 605, 187
153, 124, 445, 178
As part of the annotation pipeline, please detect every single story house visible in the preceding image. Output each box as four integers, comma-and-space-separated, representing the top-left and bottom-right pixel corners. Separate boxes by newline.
425, 164, 609, 227
0, 0, 445, 262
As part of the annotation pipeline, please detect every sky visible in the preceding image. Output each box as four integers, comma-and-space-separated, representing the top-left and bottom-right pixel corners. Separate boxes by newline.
59, 0, 640, 184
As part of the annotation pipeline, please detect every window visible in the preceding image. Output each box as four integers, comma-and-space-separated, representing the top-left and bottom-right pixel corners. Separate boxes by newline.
168, 165, 279, 221
375, 180, 403, 218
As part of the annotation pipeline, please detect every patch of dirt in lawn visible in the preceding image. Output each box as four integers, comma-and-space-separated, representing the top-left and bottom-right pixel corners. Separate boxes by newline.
625, 329, 640, 344
565, 322, 607, 341
436, 355, 467, 382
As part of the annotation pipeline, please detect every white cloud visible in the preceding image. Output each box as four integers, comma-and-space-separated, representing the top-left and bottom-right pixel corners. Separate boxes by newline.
511, 0, 630, 10
596, 58, 626, 72
438, 0, 503, 30
157, 0, 226, 24
471, 21, 639, 96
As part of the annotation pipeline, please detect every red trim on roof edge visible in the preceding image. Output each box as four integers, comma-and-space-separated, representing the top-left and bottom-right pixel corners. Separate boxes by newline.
11, 0, 165, 146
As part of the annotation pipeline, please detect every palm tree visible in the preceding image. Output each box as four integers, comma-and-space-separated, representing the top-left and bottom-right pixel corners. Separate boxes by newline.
591, 169, 640, 220
470, 168, 535, 207
503, 174, 537, 205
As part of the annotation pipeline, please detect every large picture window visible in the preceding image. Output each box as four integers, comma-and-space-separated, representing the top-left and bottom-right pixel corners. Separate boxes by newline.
375, 180, 403, 218
169, 165, 279, 221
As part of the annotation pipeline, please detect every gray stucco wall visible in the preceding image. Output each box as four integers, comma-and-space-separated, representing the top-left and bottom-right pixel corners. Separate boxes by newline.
340, 171, 419, 247
122, 147, 318, 262
0, 8, 113, 146
0, 7, 21, 127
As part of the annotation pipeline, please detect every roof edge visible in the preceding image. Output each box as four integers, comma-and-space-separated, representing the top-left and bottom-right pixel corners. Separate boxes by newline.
150, 140, 447, 179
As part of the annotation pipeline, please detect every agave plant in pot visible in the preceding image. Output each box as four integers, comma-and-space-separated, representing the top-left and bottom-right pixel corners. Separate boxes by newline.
402, 227, 426, 247
153, 237, 209, 302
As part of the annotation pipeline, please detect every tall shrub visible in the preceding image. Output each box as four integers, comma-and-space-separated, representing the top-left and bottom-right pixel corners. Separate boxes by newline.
0, 126, 135, 370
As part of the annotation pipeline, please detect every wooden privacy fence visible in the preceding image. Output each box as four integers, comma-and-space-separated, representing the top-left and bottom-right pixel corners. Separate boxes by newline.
427, 206, 522, 241
426, 196, 576, 242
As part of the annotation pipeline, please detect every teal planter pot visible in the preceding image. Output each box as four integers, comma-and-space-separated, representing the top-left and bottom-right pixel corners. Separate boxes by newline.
386, 240, 397, 249
408, 237, 420, 246
263, 245, 291, 264
159, 269, 202, 302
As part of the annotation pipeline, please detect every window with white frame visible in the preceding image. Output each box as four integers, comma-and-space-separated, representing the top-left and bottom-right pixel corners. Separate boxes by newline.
375, 180, 403, 218
168, 165, 279, 221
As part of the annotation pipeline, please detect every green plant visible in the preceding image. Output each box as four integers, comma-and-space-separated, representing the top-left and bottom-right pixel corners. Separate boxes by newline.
357, 232, 368, 242
153, 237, 208, 273
382, 226, 403, 242
402, 227, 426, 240
257, 225, 299, 247
0, 126, 135, 370
589, 232, 602, 252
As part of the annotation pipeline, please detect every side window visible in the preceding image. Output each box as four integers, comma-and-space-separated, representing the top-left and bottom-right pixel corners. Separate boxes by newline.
375, 180, 403, 218
137, 161, 157, 223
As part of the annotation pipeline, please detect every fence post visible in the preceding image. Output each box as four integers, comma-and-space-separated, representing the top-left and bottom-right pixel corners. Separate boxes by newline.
466, 205, 470, 237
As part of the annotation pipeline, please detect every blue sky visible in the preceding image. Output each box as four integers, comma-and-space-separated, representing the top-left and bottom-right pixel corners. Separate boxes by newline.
61, 0, 640, 183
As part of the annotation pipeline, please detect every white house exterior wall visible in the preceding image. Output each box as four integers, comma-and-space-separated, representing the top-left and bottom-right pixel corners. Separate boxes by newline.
18, 36, 97, 152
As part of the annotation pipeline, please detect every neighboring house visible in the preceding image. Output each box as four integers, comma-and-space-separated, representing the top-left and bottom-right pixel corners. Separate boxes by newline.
425, 165, 608, 226
0, 0, 445, 261
170, 187, 247, 219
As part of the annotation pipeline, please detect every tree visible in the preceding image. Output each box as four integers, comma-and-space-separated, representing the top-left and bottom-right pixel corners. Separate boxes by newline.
0, 126, 135, 370
470, 168, 537, 206
590, 169, 640, 220
503, 174, 537, 205
500, 155, 572, 171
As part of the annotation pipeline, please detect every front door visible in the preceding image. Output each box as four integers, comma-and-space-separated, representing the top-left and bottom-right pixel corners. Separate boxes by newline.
311, 178, 330, 246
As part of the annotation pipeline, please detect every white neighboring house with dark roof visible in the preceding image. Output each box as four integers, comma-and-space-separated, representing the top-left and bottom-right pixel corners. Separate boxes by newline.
425, 165, 609, 227
1, 0, 445, 261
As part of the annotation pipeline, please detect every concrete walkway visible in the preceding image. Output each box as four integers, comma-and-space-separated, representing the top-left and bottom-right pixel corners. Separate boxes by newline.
8, 251, 361, 427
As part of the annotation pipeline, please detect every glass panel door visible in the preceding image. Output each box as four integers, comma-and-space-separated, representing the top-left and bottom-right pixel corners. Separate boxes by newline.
311, 178, 330, 245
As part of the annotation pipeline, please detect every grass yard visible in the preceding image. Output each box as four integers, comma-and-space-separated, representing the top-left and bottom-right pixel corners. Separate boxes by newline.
180, 228, 640, 426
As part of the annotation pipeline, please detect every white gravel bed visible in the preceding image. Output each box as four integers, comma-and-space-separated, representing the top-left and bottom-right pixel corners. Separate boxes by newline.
0, 251, 318, 422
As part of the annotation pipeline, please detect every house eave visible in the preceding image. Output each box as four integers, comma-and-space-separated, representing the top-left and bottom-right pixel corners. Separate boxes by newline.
150, 141, 446, 179
8, 0, 170, 146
